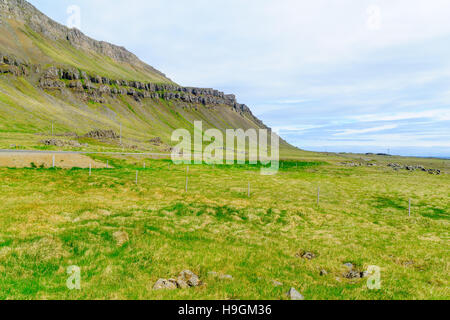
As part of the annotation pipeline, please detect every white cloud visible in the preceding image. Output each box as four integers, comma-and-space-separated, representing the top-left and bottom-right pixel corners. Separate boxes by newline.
28, 0, 450, 156
353, 109, 450, 122
333, 124, 398, 136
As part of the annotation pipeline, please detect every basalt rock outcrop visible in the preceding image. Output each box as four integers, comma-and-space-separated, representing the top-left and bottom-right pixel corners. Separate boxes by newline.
1, 53, 263, 122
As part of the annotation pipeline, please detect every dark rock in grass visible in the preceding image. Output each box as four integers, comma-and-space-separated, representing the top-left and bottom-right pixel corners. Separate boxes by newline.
320, 269, 328, 276
344, 270, 361, 279
388, 163, 441, 175
296, 250, 317, 260
302, 252, 316, 260
287, 288, 304, 300
41, 139, 64, 147
360, 271, 369, 278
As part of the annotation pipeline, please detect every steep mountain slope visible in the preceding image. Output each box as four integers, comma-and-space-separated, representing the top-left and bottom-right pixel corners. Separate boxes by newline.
0, 0, 297, 155
0, 0, 169, 82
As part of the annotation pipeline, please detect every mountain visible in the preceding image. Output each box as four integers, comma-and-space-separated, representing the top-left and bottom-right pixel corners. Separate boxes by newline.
0, 0, 297, 155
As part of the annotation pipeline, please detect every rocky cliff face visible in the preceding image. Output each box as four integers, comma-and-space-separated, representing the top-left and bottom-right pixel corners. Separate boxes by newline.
0, 0, 166, 77
0, 0, 270, 131
0, 52, 267, 129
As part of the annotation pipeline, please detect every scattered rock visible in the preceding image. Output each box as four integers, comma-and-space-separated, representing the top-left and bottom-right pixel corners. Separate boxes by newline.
302, 252, 316, 260
153, 270, 201, 291
339, 162, 362, 167
320, 269, 328, 276
343, 262, 354, 269
208, 271, 233, 280
343, 270, 361, 279
427, 169, 441, 175
388, 163, 441, 175
287, 288, 304, 300
40, 139, 84, 148
178, 270, 201, 287
149, 137, 163, 145
271, 280, 283, 287
296, 250, 317, 260
342, 263, 368, 279
153, 279, 177, 290
112, 231, 129, 246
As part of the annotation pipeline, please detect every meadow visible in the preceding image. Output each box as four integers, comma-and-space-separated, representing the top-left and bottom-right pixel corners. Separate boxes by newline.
0, 153, 448, 300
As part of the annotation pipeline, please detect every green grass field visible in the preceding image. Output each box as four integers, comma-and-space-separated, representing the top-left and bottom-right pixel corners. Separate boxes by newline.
0, 154, 448, 300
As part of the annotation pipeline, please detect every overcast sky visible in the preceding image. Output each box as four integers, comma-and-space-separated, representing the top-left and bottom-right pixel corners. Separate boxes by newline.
29, 0, 450, 157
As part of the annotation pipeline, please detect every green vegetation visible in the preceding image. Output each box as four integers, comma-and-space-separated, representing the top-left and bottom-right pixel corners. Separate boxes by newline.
0, 3, 448, 301
0, 74, 299, 156
0, 155, 448, 300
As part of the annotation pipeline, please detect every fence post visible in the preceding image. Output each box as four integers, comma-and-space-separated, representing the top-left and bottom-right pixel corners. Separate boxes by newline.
52, 155, 55, 168
317, 186, 320, 206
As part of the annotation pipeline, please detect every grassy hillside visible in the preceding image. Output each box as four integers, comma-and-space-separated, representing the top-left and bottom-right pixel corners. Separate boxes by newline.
0, 73, 298, 156
0, 15, 171, 83
0, 6, 299, 156
0, 155, 448, 299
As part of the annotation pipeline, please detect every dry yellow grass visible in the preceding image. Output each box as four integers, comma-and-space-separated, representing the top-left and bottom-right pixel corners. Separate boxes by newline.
0, 152, 107, 168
